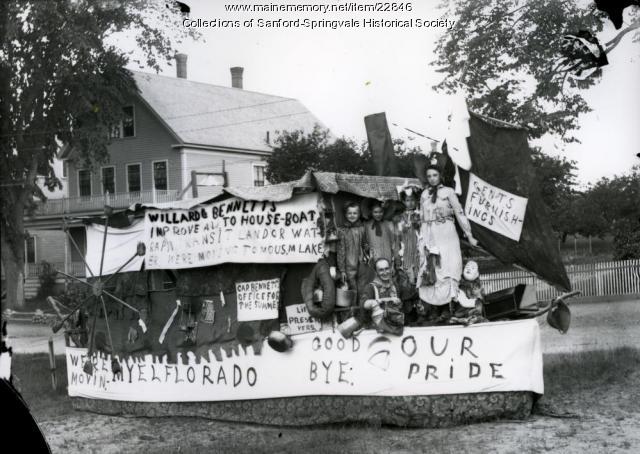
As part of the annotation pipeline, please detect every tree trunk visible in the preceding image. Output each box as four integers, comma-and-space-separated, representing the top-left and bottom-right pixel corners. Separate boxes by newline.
0, 198, 26, 310
0, 235, 25, 310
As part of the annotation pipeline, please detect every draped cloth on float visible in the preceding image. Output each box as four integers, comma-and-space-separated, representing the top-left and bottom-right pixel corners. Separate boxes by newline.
460, 112, 571, 291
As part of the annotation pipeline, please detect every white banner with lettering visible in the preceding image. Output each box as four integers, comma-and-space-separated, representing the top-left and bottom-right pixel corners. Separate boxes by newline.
465, 173, 528, 241
66, 319, 543, 401
236, 279, 280, 322
144, 192, 323, 269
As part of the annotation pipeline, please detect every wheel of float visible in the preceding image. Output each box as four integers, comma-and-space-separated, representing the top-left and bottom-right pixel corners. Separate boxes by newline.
301, 259, 336, 319
52, 208, 146, 376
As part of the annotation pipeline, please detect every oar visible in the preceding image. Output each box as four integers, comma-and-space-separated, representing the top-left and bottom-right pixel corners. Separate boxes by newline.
83, 300, 100, 375
529, 291, 581, 318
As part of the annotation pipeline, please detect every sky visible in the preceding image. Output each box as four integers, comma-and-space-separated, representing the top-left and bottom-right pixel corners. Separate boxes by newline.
121, 0, 640, 186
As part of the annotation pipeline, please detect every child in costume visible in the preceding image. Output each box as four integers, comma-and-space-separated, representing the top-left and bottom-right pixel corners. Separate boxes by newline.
337, 201, 369, 298
450, 260, 487, 325
394, 183, 424, 323
364, 199, 398, 269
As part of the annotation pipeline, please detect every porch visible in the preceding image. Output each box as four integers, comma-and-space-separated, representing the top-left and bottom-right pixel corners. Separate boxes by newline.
29, 189, 180, 217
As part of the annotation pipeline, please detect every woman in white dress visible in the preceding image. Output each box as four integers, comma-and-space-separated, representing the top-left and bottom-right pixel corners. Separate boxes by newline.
417, 164, 478, 319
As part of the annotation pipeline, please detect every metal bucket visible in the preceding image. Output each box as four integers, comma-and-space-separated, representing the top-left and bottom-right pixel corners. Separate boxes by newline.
337, 317, 362, 339
336, 288, 356, 307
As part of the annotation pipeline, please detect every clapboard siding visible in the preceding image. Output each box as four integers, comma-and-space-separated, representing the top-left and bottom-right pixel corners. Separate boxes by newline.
27, 229, 66, 264
182, 148, 266, 195
66, 97, 181, 197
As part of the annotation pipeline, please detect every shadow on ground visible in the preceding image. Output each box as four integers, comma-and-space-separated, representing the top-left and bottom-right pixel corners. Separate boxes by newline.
10, 348, 640, 453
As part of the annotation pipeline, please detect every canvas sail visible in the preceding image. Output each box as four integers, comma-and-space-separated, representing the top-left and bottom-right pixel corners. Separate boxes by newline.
458, 111, 571, 291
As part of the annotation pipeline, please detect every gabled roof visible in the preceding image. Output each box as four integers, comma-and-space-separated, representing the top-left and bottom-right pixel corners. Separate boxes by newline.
132, 71, 323, 153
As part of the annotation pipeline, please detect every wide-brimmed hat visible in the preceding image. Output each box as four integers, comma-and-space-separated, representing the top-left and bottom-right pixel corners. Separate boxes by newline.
397, 181, 423, 201
547, 300, 571, 334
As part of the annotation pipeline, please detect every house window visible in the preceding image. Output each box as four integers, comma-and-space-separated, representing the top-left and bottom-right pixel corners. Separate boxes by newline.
101, 166, 115, 195
110, 106, 135, 138
78, 169, 91, 197
253, 164, 265, 187
153, 161, 168, 191
127, 163, 141, 192
122, 106, 135, 137
25, 236, 36, 264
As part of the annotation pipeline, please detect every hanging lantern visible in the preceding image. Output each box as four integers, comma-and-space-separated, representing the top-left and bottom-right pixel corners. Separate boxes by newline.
83, 359, 94, 376
136, 242, 146, 256
201, 299, 216, 324
111, 358, 122, 376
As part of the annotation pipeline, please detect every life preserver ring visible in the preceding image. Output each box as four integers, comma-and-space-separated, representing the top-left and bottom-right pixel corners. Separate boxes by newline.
301, 259, 336, 319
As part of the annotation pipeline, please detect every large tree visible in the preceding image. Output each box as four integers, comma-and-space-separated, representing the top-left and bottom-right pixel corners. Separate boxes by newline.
530, 147, 579, 241
433, 0, 640, 142
0, 0, 197, 309
583, 165, 640, 258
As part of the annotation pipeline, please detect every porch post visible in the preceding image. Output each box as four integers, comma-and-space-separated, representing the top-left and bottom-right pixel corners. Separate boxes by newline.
64, 232, 69, 289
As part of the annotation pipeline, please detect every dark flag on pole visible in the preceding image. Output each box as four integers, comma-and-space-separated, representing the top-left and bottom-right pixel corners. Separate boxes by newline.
594, 0, 639, 30
365, 112, 398, 176
459, 111, 571, 292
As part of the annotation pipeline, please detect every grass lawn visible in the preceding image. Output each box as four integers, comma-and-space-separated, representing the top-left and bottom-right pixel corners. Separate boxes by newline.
10, 348, 640, 453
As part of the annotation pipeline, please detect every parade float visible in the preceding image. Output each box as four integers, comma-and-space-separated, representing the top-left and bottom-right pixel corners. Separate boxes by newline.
49, 110, 577, 427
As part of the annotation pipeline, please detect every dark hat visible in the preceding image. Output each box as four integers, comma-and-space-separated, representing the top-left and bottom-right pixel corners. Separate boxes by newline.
547, 300, 571, 334
325, 229, 339, 243
267, 331, 294, 352
398, 183, 422, 201
413, 143, 456, 188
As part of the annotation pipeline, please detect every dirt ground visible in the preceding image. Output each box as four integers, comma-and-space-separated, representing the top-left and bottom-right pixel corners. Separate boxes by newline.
23, 349, 640, 454
8, 298, 640, 453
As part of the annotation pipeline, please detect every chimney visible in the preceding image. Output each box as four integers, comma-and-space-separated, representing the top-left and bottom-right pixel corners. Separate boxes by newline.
230, 67, 244, 89
176, 53, 188, 79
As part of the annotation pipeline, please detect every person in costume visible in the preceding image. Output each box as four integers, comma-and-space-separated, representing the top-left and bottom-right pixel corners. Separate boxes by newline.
364, 199, 398, 270
395, 183, 422, 283
337, 201, 369, 297
359, 258, 404, 335
393, 183, 423, 324
417, 163, 478, 321
450, 260, 487, 325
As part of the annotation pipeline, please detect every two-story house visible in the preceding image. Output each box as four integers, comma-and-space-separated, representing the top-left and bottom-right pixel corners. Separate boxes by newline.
21, 54, 325, 295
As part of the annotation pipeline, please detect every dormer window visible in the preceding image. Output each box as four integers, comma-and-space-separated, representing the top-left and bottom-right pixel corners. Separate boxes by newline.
110, 106, 135, 138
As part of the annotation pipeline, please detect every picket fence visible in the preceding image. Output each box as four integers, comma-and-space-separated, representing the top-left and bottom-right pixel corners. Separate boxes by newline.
13, 259, 640, 302
480, 259, 640, 302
